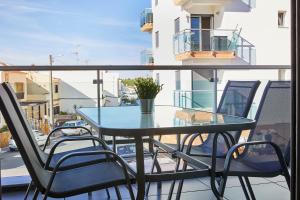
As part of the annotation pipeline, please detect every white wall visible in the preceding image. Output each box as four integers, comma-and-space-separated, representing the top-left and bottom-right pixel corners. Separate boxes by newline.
150, 0, 290, 106
53, 71, 120, 113
214, 0, 291, 65
151, 0, 192, 105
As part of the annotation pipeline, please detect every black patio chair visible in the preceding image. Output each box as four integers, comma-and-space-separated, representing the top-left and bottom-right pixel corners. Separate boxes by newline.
180, 81, 291, 200
0, 84, 135, 200
2, 82, 106, 171
2, 82, 126, 198
147, 80, 260, 196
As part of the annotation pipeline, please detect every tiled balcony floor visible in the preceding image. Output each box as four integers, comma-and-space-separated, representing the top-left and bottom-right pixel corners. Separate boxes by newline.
2, 156, 290, 200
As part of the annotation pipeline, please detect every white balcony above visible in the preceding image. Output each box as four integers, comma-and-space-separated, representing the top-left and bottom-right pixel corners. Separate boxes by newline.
174, 0, 231, 11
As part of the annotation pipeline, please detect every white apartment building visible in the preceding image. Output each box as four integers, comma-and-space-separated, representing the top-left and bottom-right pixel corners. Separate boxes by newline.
54, 71, 121, 114
140, 0, 290, 110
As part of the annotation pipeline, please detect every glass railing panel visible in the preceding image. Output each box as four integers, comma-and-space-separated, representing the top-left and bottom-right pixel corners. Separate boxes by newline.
0, 70, 51, 182
0, 66, 291, 190
140, 8, 153, 27
140, 49, 154, 65
173, 29, 240, 54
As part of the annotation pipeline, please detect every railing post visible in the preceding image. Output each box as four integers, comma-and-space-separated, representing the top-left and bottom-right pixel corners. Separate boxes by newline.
213, 69, 218, 113
49, 55, 54, 129
97, 70, 101, 109
249, 46, 252, 64
241, 39, 244, 59
96, 69, 102, 139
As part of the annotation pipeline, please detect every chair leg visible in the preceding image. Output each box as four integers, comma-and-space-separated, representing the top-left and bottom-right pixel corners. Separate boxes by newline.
167, 158, 181, 200
244, 177, 256, 200
88, 192, 93, 200
24, 181, 33, 200
175, 161, 188, 200
238, 176, 250, 200
217, 176, 228, 198
105, 188, 111, 199
145, 149, 161, 196
32, 188, 39, 200
126, 184, 136, 200
114, 186, 121, 200
282, 167, 291, 190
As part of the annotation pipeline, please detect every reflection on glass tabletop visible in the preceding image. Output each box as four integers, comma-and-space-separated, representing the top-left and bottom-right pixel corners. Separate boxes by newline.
77, 106, 255, 136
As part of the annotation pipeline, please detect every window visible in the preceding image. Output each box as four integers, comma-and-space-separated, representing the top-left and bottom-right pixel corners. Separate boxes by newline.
278, 11, 287, 27
54, 106, 60, 115
54, 84, 59, 93
175, 70, 181, 90
14, 82, 24, 93
155, 0, 158, 6
156, 73, 160, 85
155, 31, 159, 48
175, 18, 180, 34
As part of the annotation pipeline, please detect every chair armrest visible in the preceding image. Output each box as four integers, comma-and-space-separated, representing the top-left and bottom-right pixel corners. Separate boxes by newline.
223, 141, 287, 172
45, 136, 109, 168
44, 150, 134, 197
186, 132, 232, 156
42, 126, 94, 151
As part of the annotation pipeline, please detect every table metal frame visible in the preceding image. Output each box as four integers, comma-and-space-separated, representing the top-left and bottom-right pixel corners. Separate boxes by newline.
76, 107, 256, 200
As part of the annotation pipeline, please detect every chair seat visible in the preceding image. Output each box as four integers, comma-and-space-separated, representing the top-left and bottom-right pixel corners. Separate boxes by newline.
48, 161, 135, 198
189, 155, 282, 177
164, 142, 227, 157
48, 146, 107, 170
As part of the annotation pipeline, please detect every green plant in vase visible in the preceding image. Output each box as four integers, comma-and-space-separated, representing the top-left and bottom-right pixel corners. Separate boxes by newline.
134, 77, 163, 113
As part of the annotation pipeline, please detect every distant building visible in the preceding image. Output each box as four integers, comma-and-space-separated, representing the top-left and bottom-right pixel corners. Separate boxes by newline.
54, 71, 121, 114
0, 62, 60, 130
140, 0, 290, 109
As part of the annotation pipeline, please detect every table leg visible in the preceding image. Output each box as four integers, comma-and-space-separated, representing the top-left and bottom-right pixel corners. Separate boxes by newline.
135, 136, 145, 200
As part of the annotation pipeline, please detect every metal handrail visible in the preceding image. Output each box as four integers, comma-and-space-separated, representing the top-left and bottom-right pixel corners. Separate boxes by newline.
0, 65, 291, 71
174, 28, 239, 36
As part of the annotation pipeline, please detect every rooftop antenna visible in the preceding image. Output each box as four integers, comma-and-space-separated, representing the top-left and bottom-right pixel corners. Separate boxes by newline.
72, 44, 81, 64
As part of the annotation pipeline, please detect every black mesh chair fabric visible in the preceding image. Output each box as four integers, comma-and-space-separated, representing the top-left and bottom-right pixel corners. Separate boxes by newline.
0, 84, 135, 198
2, 82, 106, 170
191, 81, 260, 156
236, 81, 290, 172
0, 85, 51, 190
191, 81, 290, 175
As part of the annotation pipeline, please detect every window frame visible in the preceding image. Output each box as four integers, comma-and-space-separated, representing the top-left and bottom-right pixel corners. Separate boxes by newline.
278, 11, 287, 28
155, 31, 159, 48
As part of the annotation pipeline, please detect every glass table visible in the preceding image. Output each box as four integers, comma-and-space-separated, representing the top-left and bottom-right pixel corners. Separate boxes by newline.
77, 106, 256, 200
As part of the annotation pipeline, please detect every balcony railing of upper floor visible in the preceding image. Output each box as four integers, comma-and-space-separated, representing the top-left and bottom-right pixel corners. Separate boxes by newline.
173, 29, 239, 60
140, 8, 153, 32
173, 28, 256, 64
141, 49, 154, 65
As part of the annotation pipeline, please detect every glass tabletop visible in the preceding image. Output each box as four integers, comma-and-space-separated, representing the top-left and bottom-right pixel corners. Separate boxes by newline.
77, 106, 255, 136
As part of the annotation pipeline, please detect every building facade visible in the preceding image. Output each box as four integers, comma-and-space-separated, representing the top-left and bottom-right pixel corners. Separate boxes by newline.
141, 0, 290, 110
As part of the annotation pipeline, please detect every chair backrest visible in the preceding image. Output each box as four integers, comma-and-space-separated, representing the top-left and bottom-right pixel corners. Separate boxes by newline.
217, 80, 261, 118
201, 81, 260, 155
0, 84, 49, 190
2, 82, 47, 165
243, 81, 291, 170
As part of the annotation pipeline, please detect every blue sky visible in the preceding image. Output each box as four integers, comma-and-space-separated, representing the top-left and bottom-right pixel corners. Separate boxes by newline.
0, 0, 151, 67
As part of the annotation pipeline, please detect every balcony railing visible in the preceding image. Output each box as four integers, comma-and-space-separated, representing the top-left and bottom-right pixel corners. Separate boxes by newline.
173, 0, 231, 11
0, 64, 290, 192
173, 29, 256, 64
141, 49, 154, 65
173, 29, 239, 60
140, 8, 153, 32
174, 90, 214, 110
